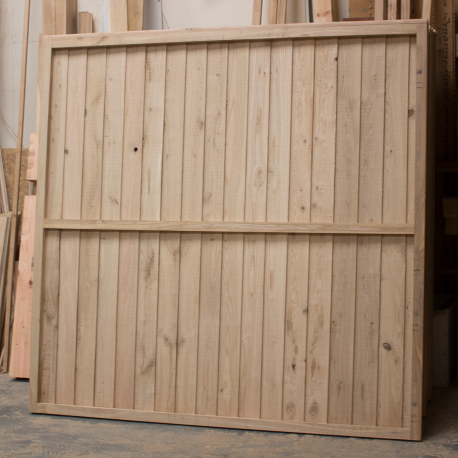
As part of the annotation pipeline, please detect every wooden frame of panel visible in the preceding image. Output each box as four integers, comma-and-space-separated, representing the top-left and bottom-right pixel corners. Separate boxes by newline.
30, 20, 431, 441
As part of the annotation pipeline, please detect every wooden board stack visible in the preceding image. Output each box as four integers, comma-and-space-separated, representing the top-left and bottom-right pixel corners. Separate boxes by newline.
29, 20, 433, 441
0, 214, 13, 362
8, 196, 35, 378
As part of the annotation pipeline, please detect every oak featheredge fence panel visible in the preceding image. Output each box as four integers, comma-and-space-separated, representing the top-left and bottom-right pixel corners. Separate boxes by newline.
30, 20, 432, 441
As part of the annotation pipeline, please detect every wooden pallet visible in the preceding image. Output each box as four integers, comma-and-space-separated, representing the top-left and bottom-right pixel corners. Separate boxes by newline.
30, 20, 432, 441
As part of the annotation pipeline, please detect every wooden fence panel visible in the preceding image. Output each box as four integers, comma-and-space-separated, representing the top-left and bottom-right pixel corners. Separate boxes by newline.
31, 22, 431, 441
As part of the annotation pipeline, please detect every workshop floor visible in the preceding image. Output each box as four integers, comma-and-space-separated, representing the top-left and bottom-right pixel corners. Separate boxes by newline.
0, 372, 457, 457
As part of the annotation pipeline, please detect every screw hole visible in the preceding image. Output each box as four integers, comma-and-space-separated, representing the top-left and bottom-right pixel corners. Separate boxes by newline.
134, 147, 138, 152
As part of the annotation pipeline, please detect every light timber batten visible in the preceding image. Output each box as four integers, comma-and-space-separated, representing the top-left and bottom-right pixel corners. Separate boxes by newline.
42, 220, 415, 234
31, 21, 432, 441
45, 21, 422, 49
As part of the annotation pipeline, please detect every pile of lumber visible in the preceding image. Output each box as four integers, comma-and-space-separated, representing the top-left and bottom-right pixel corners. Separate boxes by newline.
0, 214, 12, 365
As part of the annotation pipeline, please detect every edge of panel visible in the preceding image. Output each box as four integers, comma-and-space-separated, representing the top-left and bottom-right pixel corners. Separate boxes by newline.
29, 37, 53, 413
36, 403, 412, 440
410, 21, 430, 442
42, 20, 426, 49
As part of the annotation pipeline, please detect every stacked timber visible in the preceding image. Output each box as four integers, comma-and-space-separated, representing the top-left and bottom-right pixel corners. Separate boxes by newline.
0, 214, 12, 364
9, 196, 35, 378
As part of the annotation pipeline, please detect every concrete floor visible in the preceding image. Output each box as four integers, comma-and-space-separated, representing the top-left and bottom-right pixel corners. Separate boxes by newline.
0, 373, 457, 457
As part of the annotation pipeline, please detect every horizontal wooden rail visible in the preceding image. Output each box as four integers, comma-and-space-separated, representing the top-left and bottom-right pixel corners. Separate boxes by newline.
45, 20, 425, 49
43, 219, 415, 234
36, 403, 411, 439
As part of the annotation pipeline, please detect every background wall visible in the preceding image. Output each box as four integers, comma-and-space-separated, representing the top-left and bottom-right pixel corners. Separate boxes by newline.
0, 0, 347, 149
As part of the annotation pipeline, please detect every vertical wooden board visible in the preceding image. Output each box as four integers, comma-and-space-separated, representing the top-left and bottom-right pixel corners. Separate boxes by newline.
74, 231, 99, 406
115, 232, 139, 410
101, 48, 126, 221
277, 0, 288, 23
135, 232, 159, 411
75, 48, 106, 407
56, 0, 77, 34
377, 36, 410, 429
403, 237, 414, 426
155, 45, 186, 414
94, 233, 119, 408
312, 0, 333, 22
239, 234, 265, 419
181, 43, 207, 222
382, 37, 410, 226
328, 236, 357, 424
289, 40, 314, 224
403, 37, 416, 429
142, 45, 166, 222
196, 234, 223, 416
79, 12, 93, 33
224, 42, 249, 224
357, 37, 386, 223
115, 46, 146, 410
266, 40, 292, 224
109, 0, 128, 32
56, 49, 87, 406
283, 234, 309, 422
40, 50, 68, 403
94, 47, 126, 409
401, 0, 410, 18
217, 42, 249, 418
333, 38, 362, 225
175, 233, 201, 414
305, 235, 333, 423
378, 236, 407, 428
411, 22, 428, 441
245, 41, 271, 224
81, 49, 106, 222
268, 0, 278, 23
127, 0, 143, 30
161, 44, 186, 222
202, 42, 228, 223
61, 59, 87, 213
261, 234, 287, 420
27, 133, 38, 182
283, 41, 314, 420
45, 51, 68, 220
353, 235, 381, 426
352, 37, 385, 427
39, 231, 61, 403
239, 40, 270, 420
261, 39, 292, 421
155, 233, 180, 413
328, 37, 362, 425
43, 0, 56, 35
310, 39, 338, 225
217, 233, 243, 417
175, 43, 206, 415
252, 0, 263, 25
305, 38, 337, 424
406, 38, 416, 228
55, 231, 80, 405
135, 45, 165, 413
119, 47, 145, 219
9, 196, 36, 379
195, 42, 228, 416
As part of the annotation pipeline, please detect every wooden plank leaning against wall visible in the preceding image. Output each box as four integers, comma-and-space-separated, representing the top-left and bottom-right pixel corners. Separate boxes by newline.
2, 0, 31, 373
109, 0, 144, 32
4, 0, 83, 378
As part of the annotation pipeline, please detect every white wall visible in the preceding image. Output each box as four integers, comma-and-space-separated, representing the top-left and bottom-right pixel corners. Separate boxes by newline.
0, 0, 348, 149
0, 0, 104, 149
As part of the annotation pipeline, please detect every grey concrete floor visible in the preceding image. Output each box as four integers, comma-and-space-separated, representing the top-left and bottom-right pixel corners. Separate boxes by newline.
0, 373, 457, 457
